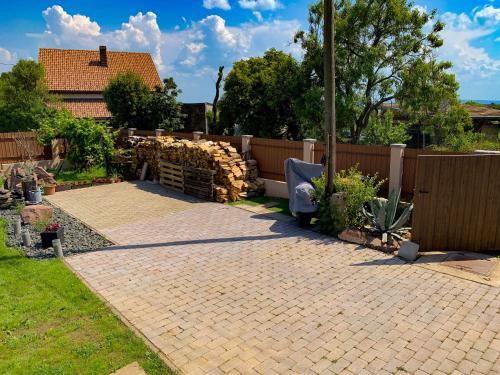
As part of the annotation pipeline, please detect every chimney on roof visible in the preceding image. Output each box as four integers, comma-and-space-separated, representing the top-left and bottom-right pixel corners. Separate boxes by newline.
99, 46, 108, 67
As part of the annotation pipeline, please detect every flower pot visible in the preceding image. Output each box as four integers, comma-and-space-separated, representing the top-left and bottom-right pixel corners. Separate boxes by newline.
28, 187, 42, 203
43, 185, 56, 196
41, 227, 64, 248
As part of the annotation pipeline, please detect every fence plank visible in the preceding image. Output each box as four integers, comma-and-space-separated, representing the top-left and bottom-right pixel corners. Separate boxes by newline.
0, 132, 49, 163
413, 154, 500, 252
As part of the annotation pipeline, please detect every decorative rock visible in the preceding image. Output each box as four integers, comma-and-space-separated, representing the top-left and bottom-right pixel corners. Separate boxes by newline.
398, 240, 419, 261
21, 230, 31, 247
339, 229, 367, 245
13, 219, 21, 236
366, 236, 400, 254
52, 239, 64, 258
20, 205, 53, 225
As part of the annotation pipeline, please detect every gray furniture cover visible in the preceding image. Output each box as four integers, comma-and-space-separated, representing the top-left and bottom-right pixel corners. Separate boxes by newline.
284, 158, 324, 215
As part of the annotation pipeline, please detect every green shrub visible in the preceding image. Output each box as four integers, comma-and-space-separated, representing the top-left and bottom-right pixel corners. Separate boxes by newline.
312, 166, 385, 234
64, 118, 114, 172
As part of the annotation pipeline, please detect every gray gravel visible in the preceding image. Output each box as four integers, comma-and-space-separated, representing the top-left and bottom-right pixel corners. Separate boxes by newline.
0, 200, 113, 259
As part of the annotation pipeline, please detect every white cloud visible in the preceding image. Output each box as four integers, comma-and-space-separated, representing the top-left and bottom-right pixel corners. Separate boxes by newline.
439, 10, 500, 78
238, 0, 281, 11
203, 0, 231, 11
253, 11, 264, 22
437, 6, 500, 99
109, 12, 164, 70
0, 47, 16, 73
32, 6, 164, 70
41, 5, 100, 46
474, 5, 500, 25
29, 5, 300, 101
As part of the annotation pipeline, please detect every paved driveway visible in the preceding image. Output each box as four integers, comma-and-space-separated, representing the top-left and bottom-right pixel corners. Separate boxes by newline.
47, 182, 500, 375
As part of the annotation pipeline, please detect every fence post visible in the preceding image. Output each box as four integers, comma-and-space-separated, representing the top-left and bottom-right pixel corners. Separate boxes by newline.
155, 129, 165, 137
303, 139, 317, 164
242, 135, 253, 154
127, 128, 136, 137
193, 131, 204, 141
389, 143, 406, 194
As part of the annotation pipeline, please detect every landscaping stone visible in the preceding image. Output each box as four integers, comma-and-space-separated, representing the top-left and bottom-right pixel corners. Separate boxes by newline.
0, 201, 112, 259
366, 236, 400, 254
338, 228, 367, 245
398, 240, 419, 261
20, 204, 53, 224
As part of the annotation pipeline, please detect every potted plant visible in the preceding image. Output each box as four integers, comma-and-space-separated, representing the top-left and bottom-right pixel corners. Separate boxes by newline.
40, 223, 64, 248
42, 182, 57, 196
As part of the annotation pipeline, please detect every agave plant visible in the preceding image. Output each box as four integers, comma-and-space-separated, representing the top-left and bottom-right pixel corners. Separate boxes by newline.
363, 189, 413, 242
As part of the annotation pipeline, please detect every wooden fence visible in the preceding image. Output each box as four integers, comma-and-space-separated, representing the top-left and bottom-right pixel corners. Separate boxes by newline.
119, 130, 471, 198
412, 154, 500, 252
251, 138, 303, 180
315, 143, 391, 191
0, 132, 51, 163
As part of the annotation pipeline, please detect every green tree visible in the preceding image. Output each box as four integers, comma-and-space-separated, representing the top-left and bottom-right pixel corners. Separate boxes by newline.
219, 49, 302, 139
0, 60, 54, 131
294, 0, 453, 143
361, 110, 410, 146
63, 118, 114, 171
143, 78, 185, 131
103, 73, 184, 131
397, 59, 469, 145
103, 72, 149, 129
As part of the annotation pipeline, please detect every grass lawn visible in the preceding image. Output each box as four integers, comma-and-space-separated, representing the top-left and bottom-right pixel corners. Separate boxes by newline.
228, 196, 290, 215
0, 221, 175, 375
49, 166, 108, 184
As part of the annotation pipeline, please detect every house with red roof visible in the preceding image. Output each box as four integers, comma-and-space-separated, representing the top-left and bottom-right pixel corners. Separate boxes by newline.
38, 46, 162, 120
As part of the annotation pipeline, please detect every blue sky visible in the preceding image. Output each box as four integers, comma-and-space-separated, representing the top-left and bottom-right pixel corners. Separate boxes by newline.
0, 0, 499, 102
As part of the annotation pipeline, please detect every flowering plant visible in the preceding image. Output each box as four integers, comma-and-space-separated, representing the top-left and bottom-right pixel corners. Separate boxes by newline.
45, 223, 61, 232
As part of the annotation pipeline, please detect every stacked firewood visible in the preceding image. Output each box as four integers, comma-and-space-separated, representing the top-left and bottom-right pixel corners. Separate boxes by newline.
155, 137, 263, 202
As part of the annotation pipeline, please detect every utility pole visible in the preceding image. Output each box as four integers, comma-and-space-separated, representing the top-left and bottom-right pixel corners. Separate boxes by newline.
324, 0, 336, 196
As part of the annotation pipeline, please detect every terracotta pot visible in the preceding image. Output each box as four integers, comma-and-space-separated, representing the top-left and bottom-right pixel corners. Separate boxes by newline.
43, 185, 56, 196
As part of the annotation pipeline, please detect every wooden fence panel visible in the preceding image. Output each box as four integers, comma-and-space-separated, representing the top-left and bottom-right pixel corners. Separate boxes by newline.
314, 142, 391, 189
0, 132, 48, 163
250, 138, 303, 181
412, 154, 500, 252
402, 149, 465, 197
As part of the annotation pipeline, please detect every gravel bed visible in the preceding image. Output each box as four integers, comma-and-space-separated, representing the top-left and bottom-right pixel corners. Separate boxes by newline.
0, 201, 113, 259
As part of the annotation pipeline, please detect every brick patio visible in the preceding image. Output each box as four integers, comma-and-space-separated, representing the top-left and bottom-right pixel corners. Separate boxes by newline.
48, 182, 500, 375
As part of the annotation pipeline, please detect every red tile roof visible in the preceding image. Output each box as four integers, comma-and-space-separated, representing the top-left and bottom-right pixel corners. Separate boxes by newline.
39, 47, 162, 93
58, 99, 111, 120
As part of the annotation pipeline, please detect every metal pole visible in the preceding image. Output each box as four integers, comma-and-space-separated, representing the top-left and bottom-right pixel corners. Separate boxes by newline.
324, 0, 337, 196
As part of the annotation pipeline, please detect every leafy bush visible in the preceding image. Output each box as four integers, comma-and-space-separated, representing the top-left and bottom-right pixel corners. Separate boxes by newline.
64, 118, 114, 172
36, 109, 74, 145
313, 166, 385, 234
433, 131, 500, 153
361, 110, 410, 146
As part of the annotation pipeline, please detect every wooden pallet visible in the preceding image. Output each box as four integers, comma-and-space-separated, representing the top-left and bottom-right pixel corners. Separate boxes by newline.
183, 166, 215, 201
159, 161, 184, 192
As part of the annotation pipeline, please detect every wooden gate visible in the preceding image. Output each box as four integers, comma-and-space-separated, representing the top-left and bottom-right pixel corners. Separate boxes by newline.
412, 154, 500, 252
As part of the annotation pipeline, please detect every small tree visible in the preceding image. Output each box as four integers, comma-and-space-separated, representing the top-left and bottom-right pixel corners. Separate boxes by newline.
219, 49, 302, 139
143, 78, 185, 131
103, 72, 149, 128
0, 60, 55, 131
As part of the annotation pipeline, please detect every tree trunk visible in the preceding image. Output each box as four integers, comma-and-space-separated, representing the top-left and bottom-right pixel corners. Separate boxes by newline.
323, 0, 336, 196
212, 66, 224, 129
